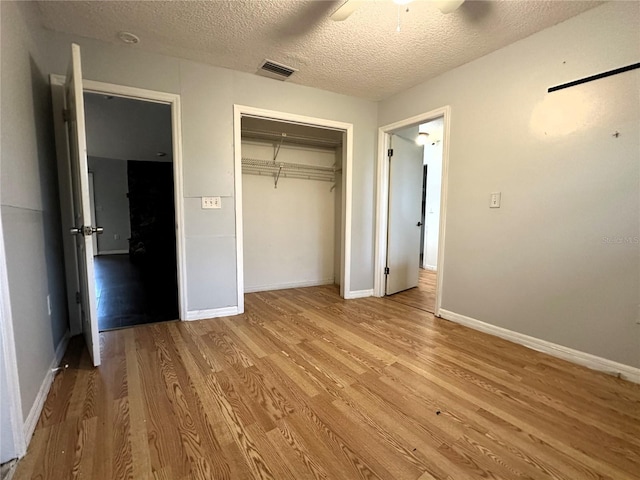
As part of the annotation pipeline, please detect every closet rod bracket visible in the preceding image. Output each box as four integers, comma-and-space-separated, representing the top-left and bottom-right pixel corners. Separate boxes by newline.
274, 164, 283, 189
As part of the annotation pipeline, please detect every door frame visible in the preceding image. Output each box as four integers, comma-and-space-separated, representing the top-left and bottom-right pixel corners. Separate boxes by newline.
374, 106, 451, 316
233, 105, 354, 310
51, 75, 188, 330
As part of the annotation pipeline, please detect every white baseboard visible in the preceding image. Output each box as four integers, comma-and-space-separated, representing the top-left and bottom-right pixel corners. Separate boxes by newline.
344, 289, 374, 299
244, 279, 334, 294
439, 309, 640, 384
185, 306, 239, 321
1, 459, 18, 480
97, 250, 128, 255
421, 264, 437, 271
23, 331, 70, 443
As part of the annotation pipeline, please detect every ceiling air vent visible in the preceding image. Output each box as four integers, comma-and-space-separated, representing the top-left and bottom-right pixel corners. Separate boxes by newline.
257, 59, 297, 81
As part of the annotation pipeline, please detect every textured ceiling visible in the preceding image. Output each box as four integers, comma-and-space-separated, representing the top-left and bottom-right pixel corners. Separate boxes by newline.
36, 0, 602, 100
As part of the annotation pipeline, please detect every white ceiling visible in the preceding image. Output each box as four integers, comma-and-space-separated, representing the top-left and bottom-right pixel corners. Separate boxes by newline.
37, 0, 602, 100
394, 116, 443, 144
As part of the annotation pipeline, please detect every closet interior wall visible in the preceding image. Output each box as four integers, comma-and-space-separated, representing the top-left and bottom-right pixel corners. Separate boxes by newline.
241, 120, 342, 293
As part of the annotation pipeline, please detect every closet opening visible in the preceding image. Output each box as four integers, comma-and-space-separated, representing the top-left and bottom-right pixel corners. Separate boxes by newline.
234, 107, 352, 307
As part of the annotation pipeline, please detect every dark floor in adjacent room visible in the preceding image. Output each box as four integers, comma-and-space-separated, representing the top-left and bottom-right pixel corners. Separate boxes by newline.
94, 254, 178, 331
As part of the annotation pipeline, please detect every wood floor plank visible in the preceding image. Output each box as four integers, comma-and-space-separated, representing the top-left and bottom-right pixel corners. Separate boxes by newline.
266, 419, 330, 480
13, 284, 640, 480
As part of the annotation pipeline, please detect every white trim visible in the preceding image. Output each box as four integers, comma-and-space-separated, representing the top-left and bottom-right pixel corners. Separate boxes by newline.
439, 309, 640, 384
97, 250, 128, 255
375, 106, 451, 317
1, 460, 18, 480
344, 289, 374, 299
23, 331, 70, 443
244, 279, 335, 294
233, 105, 354, 307
233, 107, 244, 314
51, 74, 188, 322
0, 210, 27, 458
185, 306, 240, 321
422, 265, 437, 271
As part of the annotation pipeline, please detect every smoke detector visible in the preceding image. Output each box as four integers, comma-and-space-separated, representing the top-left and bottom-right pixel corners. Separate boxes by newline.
257, 59, 297, 81
118, 31, 140, 44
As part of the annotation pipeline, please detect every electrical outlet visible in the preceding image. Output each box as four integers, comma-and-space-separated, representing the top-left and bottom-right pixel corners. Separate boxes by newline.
201, 196, 222, 209
490, 192, 501, 208
47, 295, 51, 316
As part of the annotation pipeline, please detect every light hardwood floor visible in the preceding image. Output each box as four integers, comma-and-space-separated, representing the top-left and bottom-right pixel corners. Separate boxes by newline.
14, 285, 640, 480
388, 269, 437, 313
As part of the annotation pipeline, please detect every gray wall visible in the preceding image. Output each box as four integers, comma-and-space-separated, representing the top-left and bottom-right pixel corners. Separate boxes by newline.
379, 2, 640, 367
84, 93, 173, 162
0, 326, 17, 462
0, 1, 69, 420
37, 25, 378, 310
88, 157, 130, 253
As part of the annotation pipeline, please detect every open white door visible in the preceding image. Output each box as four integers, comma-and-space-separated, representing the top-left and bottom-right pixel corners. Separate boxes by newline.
386, 134, 423, 295
65, 44, 101, 366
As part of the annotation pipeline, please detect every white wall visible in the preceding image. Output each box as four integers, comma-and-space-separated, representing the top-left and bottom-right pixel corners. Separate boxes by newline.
242, 142, 336, 292
88, 157, 130, 253
379, 2, 640, 368
422, 139, 442, 270
0, 1, 69, 424
36, 25, 377, 312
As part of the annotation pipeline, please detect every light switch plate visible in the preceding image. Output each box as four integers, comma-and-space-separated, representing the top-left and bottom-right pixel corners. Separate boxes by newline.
490, 192, 501, 208
202, 196, 222, 209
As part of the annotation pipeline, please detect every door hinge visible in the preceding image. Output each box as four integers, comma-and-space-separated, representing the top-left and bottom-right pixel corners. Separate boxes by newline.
387, 148, 393, 157
384, 267, 390, 275
75, 291, 81, 304
62, 109, 71, 122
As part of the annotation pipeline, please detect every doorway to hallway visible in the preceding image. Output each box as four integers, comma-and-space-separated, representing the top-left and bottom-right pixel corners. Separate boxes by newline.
375, 106, 450, 316
84, 93, 179, 331
386, 269, 436, 313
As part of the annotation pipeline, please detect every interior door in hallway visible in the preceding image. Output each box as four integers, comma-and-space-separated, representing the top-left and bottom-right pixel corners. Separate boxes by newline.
65, 43, 101, 366
386, 134, 423, 295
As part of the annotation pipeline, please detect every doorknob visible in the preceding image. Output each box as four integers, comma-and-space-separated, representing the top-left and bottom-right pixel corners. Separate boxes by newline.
416, 221, 423, 227
70, 226, 104, 236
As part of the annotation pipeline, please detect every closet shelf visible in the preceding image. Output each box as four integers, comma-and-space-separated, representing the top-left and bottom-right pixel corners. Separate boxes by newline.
241, 157, 341, 187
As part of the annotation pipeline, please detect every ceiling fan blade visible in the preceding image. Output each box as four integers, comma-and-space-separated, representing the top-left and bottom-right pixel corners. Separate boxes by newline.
330, 0, 362, 21
433, 0, 465, 14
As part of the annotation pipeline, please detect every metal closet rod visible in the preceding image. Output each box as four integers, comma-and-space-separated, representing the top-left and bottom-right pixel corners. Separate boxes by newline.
242, 168, 335, 182
242, 157, 338, 173
241, 157, 341, 189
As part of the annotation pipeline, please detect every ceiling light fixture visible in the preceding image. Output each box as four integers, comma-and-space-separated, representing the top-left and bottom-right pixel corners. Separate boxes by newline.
416, 132, 430, 146
393, 0, 413, 32
117, 31, 140, 44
